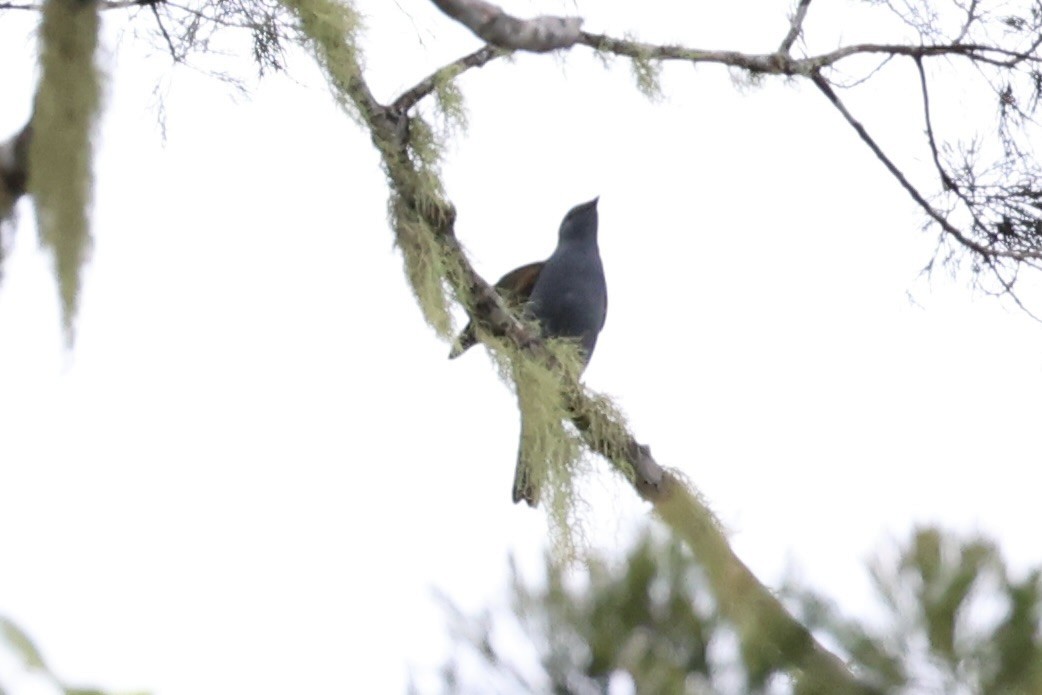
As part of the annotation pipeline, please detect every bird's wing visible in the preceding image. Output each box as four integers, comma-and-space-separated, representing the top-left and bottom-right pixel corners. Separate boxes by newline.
449, 261, 545, 359
495, 261, 545, 303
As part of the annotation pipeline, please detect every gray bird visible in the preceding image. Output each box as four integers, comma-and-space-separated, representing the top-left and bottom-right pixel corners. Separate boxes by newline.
450, 197, 607, 506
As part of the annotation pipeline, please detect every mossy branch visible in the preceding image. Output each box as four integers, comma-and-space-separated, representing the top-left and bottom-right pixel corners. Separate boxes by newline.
281, 4, 878, 690
390, 44, 509, 116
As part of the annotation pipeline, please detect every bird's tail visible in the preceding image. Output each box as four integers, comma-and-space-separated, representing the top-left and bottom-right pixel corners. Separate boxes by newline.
448, 323, 477, 359
512, 450, 539, 507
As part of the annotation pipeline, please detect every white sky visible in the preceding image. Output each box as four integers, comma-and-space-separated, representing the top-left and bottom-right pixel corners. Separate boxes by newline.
2, 2, 1042, 693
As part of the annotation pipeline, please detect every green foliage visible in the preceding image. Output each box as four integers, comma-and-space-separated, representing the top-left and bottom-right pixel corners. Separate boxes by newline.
431, 528, 720, 693
430, 526, 1042, 694
787, 527, 1042, 694
31, 0, 103, 345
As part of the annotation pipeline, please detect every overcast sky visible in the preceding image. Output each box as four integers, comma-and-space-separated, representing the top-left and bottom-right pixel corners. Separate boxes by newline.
2, 2, 1042, 693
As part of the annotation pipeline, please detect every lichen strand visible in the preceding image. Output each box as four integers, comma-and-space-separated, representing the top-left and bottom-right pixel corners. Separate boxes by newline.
475, 334, 595, 556
282, 0, 463, 335
513, 342, 587, 558
574, 390, 637, 482
279, 0, 364, 123
31, 0, 103, 345
626, 36, 663, 101
384, 120, 464, 336
433, 76, 468, 135
389, 192, 455, 337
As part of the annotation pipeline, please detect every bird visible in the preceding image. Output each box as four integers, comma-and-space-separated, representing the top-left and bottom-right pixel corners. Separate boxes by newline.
450, 197, 607, 506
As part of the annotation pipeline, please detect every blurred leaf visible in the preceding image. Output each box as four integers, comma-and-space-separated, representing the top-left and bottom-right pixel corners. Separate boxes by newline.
0, 614, 48, 670
435, 524, 1042, 694
433, 528, 720, 693
902, 530, 997, 663
788, 526, 1042, 694
982, 570, 1042, 693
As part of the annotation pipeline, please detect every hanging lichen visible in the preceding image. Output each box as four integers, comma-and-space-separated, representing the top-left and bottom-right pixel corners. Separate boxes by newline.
388, 187, 455, 336
31, 0, 104, 345
279, 0, 364, 124
480, 333, 593, 557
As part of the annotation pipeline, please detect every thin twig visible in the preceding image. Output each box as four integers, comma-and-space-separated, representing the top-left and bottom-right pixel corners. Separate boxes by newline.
954, 0, 979, 43
391, 44, 509, 114
811, 70, 1041, 262
581, 33, 1042, 76
150, 1, 179, 62
914, 57, 984, 229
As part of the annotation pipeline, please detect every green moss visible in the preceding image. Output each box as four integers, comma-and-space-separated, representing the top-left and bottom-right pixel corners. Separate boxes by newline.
577, 391, 636, 481
630, 54, 663, 101
433, 76, 468, 135
469, 334, 596, 557
513, 343, 586, 558
31, 0, 104, 345
624, 35, 663, 101
283, 0, 462, 335
406, 116, 444, 174
388, 192, 454, 336
280, 0, 364, 123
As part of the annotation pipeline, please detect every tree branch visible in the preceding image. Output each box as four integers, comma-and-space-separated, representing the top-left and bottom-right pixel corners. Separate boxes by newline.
149, 0, 180, 62
779, 0, 812, 54
1, 118, 29, 276
914, 57, 985, 237
954, 0, 979, 44
811, 71, 1041, 262
0, 119, 32, 222
580, 33, 1042, 76
427, 0, 582, 52
419, 3, 1042, 78
391, 44, 509, 115
1, 0, 161, 9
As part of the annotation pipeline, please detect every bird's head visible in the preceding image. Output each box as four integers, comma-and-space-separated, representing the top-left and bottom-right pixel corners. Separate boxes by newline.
558, 197, 599, 244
